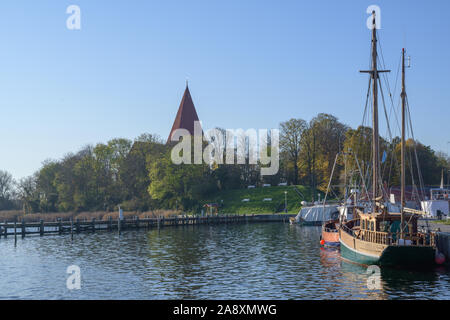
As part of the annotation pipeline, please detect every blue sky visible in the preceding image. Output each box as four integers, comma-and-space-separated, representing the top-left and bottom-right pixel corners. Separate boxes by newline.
0, 0, 449, 179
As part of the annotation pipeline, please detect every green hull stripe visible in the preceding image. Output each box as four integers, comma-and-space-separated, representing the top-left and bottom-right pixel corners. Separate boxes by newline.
340, 239, 379, 265
340, 239, 436, 267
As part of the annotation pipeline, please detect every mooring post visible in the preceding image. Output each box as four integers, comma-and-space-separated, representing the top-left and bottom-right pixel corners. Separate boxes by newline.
4, 220, 7, 238
118, 206, 124, 234
108, 216, 112, 231
21, 219, 25, 238
136, 216, 140, 229
70, 218, 74, 241
40, 220, 44, 236
76, 218, 80, 234
92, 218, 96, 232
58, 218, 62, 235
14, 220, 17, 244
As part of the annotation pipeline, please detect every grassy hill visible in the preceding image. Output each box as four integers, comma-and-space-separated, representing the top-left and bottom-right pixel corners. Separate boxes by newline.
203, 185, 319, 214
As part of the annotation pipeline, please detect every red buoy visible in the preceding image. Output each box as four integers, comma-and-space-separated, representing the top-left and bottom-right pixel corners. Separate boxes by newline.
435, 252, 445, 265
320, 239, 325, 246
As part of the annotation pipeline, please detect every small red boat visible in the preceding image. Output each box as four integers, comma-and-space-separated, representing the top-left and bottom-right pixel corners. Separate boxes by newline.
320, 220, 340, 247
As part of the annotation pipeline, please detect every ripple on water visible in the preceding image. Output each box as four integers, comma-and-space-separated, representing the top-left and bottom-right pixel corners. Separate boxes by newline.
0, 223, 449, 299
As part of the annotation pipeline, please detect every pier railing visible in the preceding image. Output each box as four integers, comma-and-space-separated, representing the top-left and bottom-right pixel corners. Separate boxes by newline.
0, 214, 293, 239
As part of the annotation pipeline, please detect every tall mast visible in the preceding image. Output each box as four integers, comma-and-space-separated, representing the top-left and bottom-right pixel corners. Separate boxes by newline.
401, 48, 406, 238
360, 11, 390, 208
371, 12, 380, 204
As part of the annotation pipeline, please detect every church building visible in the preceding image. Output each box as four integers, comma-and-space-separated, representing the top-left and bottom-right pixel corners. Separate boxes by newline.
167, 84, 203, 144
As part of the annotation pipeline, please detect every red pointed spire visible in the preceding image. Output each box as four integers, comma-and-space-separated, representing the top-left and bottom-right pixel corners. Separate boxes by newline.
167, 84, 202, 144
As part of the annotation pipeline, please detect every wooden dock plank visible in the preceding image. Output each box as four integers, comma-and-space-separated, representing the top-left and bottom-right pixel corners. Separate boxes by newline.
0, 214, 294, 238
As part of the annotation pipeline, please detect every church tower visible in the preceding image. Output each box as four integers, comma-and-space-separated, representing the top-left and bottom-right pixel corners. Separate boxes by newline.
167, 83, 202, 144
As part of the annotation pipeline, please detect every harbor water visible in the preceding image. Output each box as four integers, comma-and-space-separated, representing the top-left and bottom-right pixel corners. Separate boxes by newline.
0, 222, 449, 299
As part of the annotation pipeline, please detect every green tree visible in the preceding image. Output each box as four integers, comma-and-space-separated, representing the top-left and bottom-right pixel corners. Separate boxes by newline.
148, 150, 217, 212
392, 139, 444, 187
36, 160, 60, 212
120, 134, 166, 211
300, 114, 348, 196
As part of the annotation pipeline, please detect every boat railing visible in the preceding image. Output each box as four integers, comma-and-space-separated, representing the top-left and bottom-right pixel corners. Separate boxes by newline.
322, 220, 339, 233
359, 229, 391, 245
362, 229, 435, 246
340, 222, 356, 237
323, 227, 339, 233
341, 221, 436, 246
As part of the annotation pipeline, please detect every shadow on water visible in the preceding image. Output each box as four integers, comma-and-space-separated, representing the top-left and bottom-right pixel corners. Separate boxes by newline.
338, 252, 450, 300
378, 266, 448, 299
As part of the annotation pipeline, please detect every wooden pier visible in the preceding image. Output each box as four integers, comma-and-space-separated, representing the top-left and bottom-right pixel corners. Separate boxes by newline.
0, 214, 294, 239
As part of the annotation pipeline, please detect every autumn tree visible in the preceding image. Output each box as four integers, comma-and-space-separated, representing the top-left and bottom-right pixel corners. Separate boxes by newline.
300, 114, 348, 197
280, 118, 307, 185
0, 170, 15, 210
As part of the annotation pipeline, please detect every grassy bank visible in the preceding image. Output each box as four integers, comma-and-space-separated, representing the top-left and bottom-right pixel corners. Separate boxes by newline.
435, 220, 450, 226
203, 185, 317, 214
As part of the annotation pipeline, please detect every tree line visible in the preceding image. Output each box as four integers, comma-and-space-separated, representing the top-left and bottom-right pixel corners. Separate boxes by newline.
1, 113, 448, 214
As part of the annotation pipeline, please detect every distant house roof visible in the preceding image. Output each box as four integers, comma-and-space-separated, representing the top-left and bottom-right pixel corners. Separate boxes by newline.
167, 85, 202, 144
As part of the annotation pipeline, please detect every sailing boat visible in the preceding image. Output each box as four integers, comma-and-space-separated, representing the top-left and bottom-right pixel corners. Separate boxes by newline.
339, 11, 438, 268
321, 151, 367, 247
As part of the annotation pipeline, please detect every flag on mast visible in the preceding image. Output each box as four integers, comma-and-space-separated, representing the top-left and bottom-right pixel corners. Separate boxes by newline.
381, 150, 387, 164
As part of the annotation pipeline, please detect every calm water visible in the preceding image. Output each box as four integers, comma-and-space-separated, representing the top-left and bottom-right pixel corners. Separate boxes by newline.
0, 222, 449, 300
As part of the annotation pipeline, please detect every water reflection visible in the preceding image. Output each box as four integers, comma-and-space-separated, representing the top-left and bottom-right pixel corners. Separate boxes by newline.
0, 223, 449, 299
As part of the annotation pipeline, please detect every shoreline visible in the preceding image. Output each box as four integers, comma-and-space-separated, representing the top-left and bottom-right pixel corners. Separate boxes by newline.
419, 219, 450, 233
